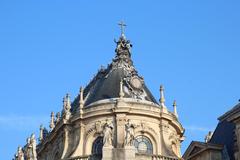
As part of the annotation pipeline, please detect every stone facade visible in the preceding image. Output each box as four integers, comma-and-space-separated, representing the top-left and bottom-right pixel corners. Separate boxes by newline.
14, 27, 185, 160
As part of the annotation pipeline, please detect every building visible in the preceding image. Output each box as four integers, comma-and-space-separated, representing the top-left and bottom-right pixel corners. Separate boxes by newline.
14, 24, 185, 160
183, 102, 240, 160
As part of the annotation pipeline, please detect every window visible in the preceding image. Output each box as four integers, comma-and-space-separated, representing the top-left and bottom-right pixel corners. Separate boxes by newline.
134, 135, 153, 154
92, 137, 103, 155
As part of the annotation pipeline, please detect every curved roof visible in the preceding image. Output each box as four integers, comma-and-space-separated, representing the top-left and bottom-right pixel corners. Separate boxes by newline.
71, 35, 158, 111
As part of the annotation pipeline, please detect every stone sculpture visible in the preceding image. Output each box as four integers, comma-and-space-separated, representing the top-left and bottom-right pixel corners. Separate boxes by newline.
205, 131, 213, 143
25, 134, 37, 160
124, 120, 135, 146
103, 120, 113, 147
63, 94, 71, 120
14, 146, 24, 160
31, 134, 37, 160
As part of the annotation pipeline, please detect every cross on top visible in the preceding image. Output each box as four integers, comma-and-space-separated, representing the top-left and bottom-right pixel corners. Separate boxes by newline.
118, 21, 127, 36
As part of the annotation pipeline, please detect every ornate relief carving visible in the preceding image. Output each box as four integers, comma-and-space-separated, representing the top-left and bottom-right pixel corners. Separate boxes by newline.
140, 122, 147, 132
95, 121, 102, 134
86, 121, 104, 138
160, 121, 170, 133
135, 121, 158, 135
169, 132, 181, 157
86, 126, 96, 138
116, 117, 126, 126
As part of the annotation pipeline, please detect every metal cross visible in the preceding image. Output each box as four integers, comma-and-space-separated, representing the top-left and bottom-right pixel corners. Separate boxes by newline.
118, 21, 127, 35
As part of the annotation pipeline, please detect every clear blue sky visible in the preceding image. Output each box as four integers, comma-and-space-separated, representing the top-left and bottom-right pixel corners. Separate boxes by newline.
0, 0, 239, 159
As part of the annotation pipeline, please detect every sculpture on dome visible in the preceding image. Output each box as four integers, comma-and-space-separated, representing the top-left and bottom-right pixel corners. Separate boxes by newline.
14, 146, 24, 160
113, 21, 133, 66
124, 119, 135, 147
115, 36, 132, 59
24, 134, 37, 160
103, 120, 113, 147
62, 94, 72, 120
25, 137, 31, 159
30, 134, 37, 160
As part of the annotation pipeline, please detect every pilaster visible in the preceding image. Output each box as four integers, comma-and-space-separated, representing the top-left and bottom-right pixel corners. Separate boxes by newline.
102, 146, 114, 160
71, 122, 85, 157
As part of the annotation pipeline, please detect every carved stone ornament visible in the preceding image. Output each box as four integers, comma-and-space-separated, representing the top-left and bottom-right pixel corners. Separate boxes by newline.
169, 133, 180, 157
24, 134, 37, 160
62, 94, 72, 121
115, 36, 132, 60
130, 76, 143, 90
95, 121, 102, 134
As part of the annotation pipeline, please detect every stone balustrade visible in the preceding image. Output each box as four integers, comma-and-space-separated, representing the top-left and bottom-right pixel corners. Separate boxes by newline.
152, 155, 181, 160
135, 153, 181, 160
66, 156, 91, 160
66, 154, 181, 160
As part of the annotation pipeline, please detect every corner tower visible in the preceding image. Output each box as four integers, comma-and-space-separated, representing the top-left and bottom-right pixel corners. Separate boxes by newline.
14, 23, 185, 160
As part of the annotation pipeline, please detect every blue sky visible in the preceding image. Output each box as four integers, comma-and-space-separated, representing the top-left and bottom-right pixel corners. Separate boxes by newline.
0, 0, 240, 159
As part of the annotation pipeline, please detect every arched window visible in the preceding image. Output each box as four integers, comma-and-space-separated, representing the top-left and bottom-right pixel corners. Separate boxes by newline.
134, 135, 153, 154
92, 136, 103, 156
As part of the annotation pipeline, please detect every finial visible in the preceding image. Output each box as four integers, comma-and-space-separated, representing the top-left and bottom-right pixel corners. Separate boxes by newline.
160, 85, 166, 105
27, 137, 30, 144
17, 145, 22, 151
205, 131, 213, 143
15, 146, 24, 160
39, 125, 43, 141
31, 133, 36, 140
63, 96, 66, 109
119, 79, 125, 98
173, 100, 178, 118
118, 21, 127, 37
114, 21, 132, 64
79, 86, 84, 116
65, 93, 71, 111
29, 133, 37, 160
49, 112, 55, 130
100, 65, 105, 72
79, 86, 84, 107
56, 112, 61, 123
62, 93, 72, 121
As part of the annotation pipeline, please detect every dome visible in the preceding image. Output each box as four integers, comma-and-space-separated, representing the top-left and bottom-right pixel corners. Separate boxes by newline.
71, 35, 157, 111
14, 24, 185, 160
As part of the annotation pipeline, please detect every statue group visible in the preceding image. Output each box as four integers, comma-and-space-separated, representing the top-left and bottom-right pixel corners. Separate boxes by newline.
14, 146, 24, 160
102, 119, 135, 148
14, 134, 37, 160
115, 36, 132, 60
